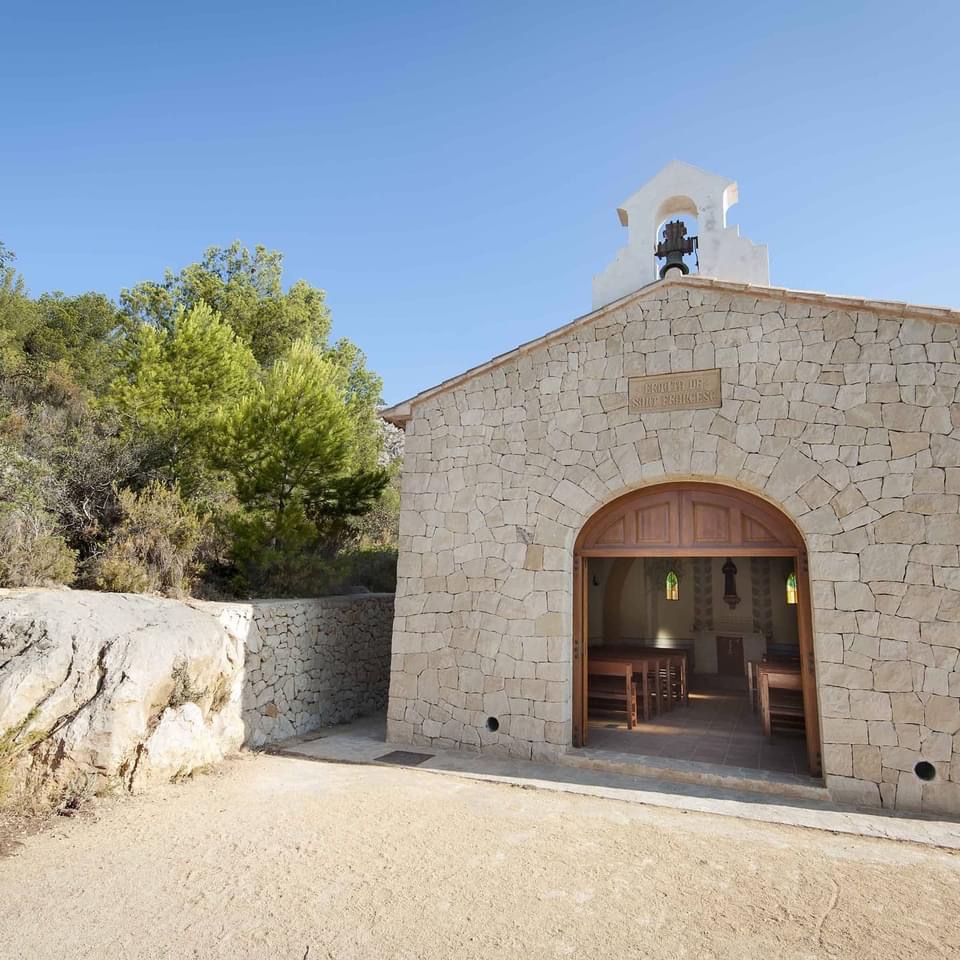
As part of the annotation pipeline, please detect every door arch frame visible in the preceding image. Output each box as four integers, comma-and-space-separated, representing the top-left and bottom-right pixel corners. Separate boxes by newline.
571, 480, 822, 776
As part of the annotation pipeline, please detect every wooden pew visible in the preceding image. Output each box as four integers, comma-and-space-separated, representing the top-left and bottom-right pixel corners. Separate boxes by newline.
592, 649, 688, 719
758, 666, 804, 739
602, 646, 689, 710
748, 655, 800, 714
587, 660, 638, 728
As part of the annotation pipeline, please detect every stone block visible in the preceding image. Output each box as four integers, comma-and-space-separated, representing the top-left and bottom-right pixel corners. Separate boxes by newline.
825, 775, 881, 807
924, 695, 960, 734
867, 721, 898, 746
849, 690, 892, 721
521, 636, 549, 662
822, 742, 853, 777
919, 729, 952, 761
820, 663, 873, 689
873, 512, 925, 544
822, 718, 869, 744
820, 685, 851, 718
508, 714, 546, 742
879, 745, 921, 772
834, 582, 875, 612
766, 446, 821, 500
813, 553, 860, 582
873, 660, 914, 692
860, 544, 912, 582
922, 780, 960, 816
852, 744, 882, 782
920, 621, 960, 648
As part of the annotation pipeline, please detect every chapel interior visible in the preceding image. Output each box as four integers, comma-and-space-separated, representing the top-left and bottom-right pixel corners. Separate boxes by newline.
585, 555, 811, 777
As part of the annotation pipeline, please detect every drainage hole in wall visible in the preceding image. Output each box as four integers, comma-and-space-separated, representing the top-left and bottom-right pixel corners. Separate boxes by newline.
486, 717, 500, 732
914, 760, 936, 782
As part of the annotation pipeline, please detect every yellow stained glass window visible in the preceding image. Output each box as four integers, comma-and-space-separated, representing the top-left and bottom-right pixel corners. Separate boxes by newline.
666, 570, 679, 601
786, 572, 798, 605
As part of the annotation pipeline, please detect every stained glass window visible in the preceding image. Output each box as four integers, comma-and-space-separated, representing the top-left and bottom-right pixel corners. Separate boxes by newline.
666, 570, 679, 601
786, 572, 798, 605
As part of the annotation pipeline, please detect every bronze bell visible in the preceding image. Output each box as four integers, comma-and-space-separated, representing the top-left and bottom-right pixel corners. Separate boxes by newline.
655, 219, 698, 279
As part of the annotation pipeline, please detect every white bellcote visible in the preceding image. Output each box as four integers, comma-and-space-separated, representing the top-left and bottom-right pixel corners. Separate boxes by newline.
592, 161, 769, 309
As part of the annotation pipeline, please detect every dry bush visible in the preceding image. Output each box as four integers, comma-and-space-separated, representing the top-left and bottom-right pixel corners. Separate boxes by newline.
0, 504, 77, 587
89, 482, 209, 596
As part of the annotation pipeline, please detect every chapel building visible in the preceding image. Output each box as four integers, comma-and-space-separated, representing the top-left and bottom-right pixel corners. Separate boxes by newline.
381, 161, 960, 815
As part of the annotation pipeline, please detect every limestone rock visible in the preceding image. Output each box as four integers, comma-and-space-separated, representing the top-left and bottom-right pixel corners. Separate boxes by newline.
0, 589, 244, 798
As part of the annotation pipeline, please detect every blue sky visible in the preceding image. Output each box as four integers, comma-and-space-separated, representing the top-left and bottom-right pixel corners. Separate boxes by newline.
3, 1, 959, 404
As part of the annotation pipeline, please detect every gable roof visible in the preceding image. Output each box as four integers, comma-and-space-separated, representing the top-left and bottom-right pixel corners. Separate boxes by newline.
381, 274, 960, 426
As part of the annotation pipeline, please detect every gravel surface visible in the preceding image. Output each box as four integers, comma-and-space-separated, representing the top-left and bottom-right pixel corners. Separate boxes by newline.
2, 753, 959, 959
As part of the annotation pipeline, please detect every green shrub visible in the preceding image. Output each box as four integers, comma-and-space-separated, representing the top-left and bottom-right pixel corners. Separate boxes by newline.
328, 546, 397, 594
227, 507, 396, 598
90, 482, 208, 596
349, 467, 400, 547
228, 505, 324, 598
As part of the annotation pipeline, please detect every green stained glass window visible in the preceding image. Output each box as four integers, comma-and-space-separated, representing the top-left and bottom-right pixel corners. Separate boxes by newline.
786, 572, 798, 605
666, 570, 679, 601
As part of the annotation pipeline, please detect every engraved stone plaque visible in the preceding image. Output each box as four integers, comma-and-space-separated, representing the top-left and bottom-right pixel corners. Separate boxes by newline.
628, 368, 722, 413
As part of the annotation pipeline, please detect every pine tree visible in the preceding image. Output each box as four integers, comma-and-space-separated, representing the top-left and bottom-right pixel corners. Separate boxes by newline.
219, 339, 388, 593
109, 302, 257, 495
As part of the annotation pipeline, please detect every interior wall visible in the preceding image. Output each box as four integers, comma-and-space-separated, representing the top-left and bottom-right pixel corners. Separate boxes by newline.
769, 557, 800, 652
586, 557, 611, 643
590, 555, 799, 673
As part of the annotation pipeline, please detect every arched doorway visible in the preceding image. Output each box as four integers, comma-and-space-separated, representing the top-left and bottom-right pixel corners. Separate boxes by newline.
572, 481, 821, 776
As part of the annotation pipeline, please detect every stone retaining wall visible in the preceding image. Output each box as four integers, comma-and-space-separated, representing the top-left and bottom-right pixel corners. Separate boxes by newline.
207, 594, 395, 747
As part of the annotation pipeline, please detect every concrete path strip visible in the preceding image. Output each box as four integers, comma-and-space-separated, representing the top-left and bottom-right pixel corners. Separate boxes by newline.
271, 716, 960, 851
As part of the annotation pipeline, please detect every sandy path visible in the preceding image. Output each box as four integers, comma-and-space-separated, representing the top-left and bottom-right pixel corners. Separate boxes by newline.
2, 753, 959, 960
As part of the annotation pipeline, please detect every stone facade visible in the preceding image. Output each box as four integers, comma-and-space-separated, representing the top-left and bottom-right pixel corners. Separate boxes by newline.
384, 276, 960, 815
208, 594, 395, 746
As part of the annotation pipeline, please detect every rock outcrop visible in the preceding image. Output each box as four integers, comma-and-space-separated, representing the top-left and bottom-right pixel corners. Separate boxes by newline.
0, 589, 244, 800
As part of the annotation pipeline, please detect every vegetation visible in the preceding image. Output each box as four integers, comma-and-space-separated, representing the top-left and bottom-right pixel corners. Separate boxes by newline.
0, 242, 400, 597
109, 302, 258, 497
90, 483, 209, 596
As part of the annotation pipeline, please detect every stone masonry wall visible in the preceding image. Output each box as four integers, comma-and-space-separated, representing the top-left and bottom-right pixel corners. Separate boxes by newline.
387, 279, 960, 815
208, 594, 394, 747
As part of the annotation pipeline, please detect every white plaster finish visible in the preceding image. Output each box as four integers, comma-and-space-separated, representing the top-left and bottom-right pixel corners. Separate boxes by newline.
206, 594, 394, 747
592, 161, 769, 309
386, 278, 960, 816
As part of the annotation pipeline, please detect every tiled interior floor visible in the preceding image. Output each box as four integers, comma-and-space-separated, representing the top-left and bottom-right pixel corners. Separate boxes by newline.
587, 676, 810, 776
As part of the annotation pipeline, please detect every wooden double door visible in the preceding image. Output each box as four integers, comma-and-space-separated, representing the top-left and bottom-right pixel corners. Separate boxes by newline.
572, 481, 822, 777
716, 636, 745, 677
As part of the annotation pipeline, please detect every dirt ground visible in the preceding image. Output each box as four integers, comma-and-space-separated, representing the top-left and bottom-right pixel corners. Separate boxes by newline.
2, 754, 959, 960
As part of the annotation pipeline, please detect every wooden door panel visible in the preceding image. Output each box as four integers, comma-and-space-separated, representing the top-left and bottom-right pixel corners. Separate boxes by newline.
716, 635, 745, 676
573, 556, 587, 747
742, 514, 778, 545
795, 556, 822, 776
579, 482, 802, 553
690, 501, 733, 544
594, 516, 626, 546
635, 502, 673, 544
